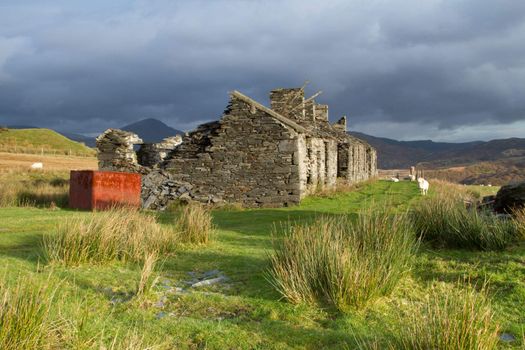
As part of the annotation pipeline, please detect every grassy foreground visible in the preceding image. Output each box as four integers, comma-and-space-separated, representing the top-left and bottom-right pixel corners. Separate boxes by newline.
0, 181, 524, 348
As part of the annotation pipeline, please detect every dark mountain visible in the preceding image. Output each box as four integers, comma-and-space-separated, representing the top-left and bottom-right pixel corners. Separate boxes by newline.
64, 118, 185, 145
349, 131, 525, 170
122, 118, 184, 143
6, 118, 185, 146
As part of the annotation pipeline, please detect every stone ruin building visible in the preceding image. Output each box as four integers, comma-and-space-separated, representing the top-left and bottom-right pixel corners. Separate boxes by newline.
96, 86, 377, 209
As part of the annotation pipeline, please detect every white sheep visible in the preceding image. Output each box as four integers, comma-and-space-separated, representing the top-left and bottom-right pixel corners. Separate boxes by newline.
390, 177, 400, 183
30, 162, 43, 170
417, 177, 429, 195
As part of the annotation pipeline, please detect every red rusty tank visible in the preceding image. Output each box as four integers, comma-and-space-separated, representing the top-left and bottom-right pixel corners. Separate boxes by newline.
69, 170, 141, 210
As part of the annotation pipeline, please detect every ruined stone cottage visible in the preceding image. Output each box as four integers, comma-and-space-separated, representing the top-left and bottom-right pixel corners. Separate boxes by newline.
96, 86, 377, 209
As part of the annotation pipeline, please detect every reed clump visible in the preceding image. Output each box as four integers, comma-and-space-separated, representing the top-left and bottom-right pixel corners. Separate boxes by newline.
43, 208, 177, 266
392, 282, 500, 350
411, 194, 518, 250
136, 252, 159, 297
0, 277, 57, 349
173, 203, 213, 245
269, 208, 416, 311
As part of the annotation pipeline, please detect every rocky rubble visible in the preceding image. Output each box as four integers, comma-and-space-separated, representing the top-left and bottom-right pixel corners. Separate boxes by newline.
141, 170, 194, 210
141, 170, 223, 210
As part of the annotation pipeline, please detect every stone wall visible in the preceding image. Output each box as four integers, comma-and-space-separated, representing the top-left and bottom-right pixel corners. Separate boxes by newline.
137, 136, 182, 168
314, 104, 329, 123
96, 129, 144, 173
303, 137, 338, 192
164, 94, 303, 207
336, 140, 376, 183
367, 147, 378, 178
270, 88, 305, 121
333, 116, 347, 133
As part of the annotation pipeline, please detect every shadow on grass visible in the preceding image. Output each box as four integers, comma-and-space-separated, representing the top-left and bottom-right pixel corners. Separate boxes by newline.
0, 232, 45, 264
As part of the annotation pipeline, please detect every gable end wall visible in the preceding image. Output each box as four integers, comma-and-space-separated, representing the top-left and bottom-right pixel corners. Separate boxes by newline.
165, 96, 303, 207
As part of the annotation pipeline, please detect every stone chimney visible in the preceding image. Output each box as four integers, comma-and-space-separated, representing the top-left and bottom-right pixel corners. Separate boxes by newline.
333, 116, 347, 132
314, 104, 328, 122
269, 88, 305, 121
304, 99, 315, 121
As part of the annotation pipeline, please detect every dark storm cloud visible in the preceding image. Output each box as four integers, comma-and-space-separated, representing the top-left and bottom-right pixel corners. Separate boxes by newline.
0, 0, 525, 140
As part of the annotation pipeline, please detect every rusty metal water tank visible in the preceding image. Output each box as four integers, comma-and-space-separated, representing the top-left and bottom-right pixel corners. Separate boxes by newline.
69, 170, 141, 210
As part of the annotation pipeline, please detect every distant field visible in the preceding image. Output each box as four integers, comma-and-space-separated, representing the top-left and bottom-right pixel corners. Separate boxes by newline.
0, 128, 95, 157
0, 152, 97, 172
0, 152, 96, 208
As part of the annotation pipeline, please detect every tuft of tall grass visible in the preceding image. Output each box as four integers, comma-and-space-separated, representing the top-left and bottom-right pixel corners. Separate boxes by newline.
412, 194, 517, 250
173, 203, 213, 244
104, 330, 157, 350
43, 208, 177, 266
392, 282, 500, 350
268, 209, 417, 311
136, 252, 159, 297
512, 207, 525, 241
0, 277, 56, 349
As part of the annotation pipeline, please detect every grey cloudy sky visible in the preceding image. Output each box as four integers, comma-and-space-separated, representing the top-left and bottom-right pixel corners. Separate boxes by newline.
1, 0, 524, 142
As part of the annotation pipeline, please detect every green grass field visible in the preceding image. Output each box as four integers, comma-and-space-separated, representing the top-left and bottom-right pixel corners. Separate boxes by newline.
0, 181, 523, 349
0, 128, 95, 156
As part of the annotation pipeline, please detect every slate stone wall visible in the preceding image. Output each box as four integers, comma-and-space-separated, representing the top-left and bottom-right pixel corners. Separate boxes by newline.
137, 136, 182, 168
96, 129, 144, 173
270, 88, 305, 121
163, 96, 303, 207
337, 141, 377, 183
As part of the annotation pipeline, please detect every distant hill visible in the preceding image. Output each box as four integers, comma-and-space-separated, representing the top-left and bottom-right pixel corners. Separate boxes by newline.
419, 138, 525, 167
350, 131, 525, 185
6, 124, 97, 147
59, 132, 97, 147
425, 159, 525, 186
7, 118, 185, 146
349, 131, 483, 169
122, 118, 184, 143
349, 131, 525, 169
0, 128, 96, 156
